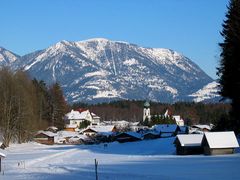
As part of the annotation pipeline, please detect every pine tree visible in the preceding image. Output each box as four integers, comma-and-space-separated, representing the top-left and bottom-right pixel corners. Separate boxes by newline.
49, 83, 68, 129
217, 0, 240, 133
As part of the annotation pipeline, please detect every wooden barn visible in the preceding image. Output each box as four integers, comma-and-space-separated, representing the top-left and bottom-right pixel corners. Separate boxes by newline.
81, 125, 116, 137
153, 124, 181, 138
115, 132, 142, 143
143, 131, 160, 140
201, 131, 239, 155
34, 131, 56, 145
174, 134, 203, 155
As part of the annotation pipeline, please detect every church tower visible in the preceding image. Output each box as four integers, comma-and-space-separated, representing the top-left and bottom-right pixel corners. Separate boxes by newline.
143, 101, 151, 122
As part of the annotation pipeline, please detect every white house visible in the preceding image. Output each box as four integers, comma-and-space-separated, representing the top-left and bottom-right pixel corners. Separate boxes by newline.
65, 109, 100, 127
164, 109, 185, 126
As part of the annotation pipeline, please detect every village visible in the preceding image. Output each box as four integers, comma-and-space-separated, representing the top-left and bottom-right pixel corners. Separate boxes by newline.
34, 101, 239, 156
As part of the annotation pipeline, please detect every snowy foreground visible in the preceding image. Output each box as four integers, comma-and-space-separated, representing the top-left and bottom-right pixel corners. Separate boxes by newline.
1, 138, 240, 180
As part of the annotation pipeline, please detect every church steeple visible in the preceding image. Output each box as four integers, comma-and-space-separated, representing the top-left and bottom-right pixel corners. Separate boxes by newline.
143, 101, 151, 122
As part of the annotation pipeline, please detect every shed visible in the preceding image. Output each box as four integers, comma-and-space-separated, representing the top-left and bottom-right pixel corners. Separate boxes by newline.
174, 134, 203, 155
201, 131, 239, 155
34, 131, 56, 145
115, 132, 142, 143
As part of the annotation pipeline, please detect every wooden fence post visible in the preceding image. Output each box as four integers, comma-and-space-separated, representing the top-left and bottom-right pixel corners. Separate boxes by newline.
95, 158, 98, 180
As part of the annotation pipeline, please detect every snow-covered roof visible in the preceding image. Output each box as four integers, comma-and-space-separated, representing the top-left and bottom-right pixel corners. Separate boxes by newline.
65, 124, 78, 128
46, 126, 58, 131
65, 109, 90, 120
37, 131, 56, 137
91, 113, 100, 119
176, 134, 203, 147
68, 134, 89, 142
203, 131, 239, 149
153, 124, 179, 133
57, 130, 79, 138
0, 152, 6, 158
192, 125, 212, 131
102, 120, 129, 126
88, 125, 115, 133
143, 131, 159, 136
118, 132, 142, 139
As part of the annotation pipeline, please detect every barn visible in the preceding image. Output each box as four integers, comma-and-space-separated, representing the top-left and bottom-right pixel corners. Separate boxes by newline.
201, 131, 239, 155
143, 131, 160, 140
34, 131, 56, 145
115, 132, 142, 143
153, 124, 181, 138
174, 134, 203, 155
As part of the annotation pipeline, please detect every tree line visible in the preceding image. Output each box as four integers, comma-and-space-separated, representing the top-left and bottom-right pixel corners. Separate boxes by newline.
72, 100, 230, 127
0, 67, 68, 147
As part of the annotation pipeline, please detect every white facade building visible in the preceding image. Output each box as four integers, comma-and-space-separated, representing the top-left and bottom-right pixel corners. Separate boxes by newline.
65, 109, 100, 127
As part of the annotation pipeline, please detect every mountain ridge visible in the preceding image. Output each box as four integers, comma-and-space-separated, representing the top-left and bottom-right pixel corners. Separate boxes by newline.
1, 38, 219, 103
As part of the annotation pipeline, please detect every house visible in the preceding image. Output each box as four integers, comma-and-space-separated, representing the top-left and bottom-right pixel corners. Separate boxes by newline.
114, 132, 142, 143
153, 124, 181, 137
34, 131, 56, 145
102, 120, 130, 131
64, 124, 78, 132
143, 131, 160, 140
81, 125, 116, 137
189, 124, 213, 134
201, 131, 239, 155
164, 109, 185, 126
45, 126, 58, 133
65, 109, 100, 127
174, 134, 203, 155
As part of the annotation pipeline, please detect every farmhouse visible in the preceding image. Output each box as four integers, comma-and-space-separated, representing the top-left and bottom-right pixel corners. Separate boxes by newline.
34, 131, 56, 145
81, 125, 116, 137
143, 131, 160, 140
201, 131, 239, 155
153, 124, 181, 137
115, 132, 142, 143
174, 134, 203, 155
65, 109, 100, 127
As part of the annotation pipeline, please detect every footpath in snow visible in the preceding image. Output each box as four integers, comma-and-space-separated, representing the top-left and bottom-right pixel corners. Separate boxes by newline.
0, 138, 240, 180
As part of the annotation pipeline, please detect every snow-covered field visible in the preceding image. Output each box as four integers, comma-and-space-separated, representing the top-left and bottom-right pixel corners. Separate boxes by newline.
1, 138, 240, 180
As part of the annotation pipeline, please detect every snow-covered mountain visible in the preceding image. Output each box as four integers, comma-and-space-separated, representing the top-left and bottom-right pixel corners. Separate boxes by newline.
189, 81, 220, 102
0, 47, 20, 66
5, 38, 217, 103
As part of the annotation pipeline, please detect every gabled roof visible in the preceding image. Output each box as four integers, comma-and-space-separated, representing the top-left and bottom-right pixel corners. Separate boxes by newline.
192, 125, 212, 131
82, 125, 115, 133
203, 131, 239, 149
65, 109, 90, 120
153, 124, 179, 133
117, 132, 142, 139
0, 152, 6, 158
37, 130, 56, 137
176, 134, 203, 147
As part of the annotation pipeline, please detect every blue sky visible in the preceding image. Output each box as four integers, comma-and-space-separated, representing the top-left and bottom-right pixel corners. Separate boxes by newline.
0, 0, 229, 79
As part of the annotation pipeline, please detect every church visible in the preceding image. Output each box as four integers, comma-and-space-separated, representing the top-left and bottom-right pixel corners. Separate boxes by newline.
142, 101, 184, 126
